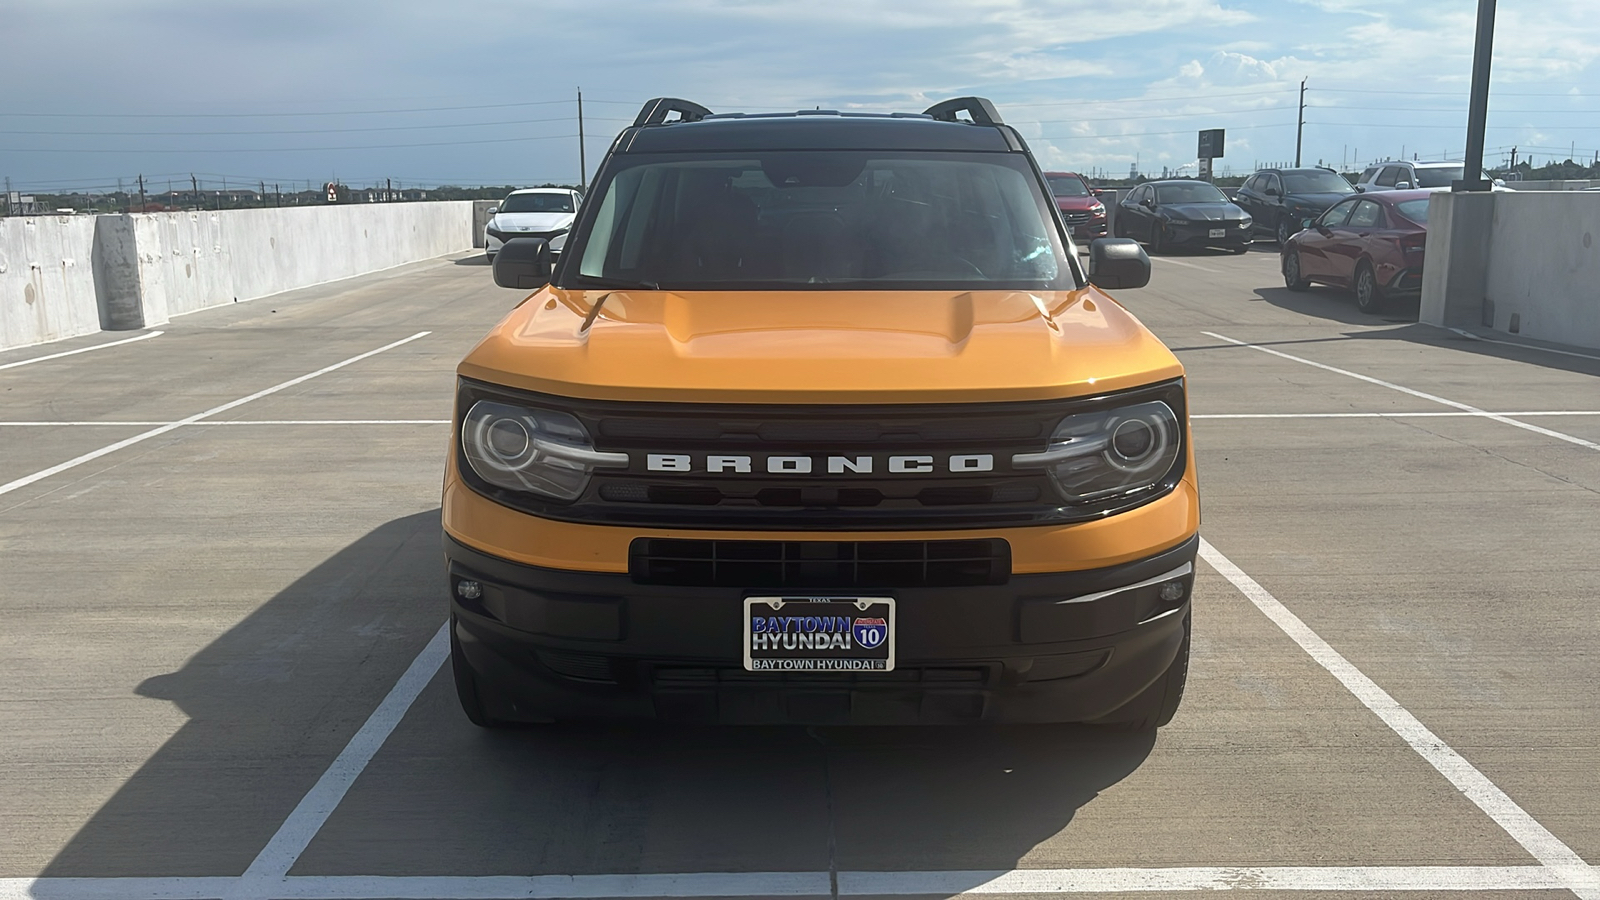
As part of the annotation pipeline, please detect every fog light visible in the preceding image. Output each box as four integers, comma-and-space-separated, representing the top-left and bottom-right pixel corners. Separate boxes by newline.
1159, 581, 1186, 603
455, 580, 483, 601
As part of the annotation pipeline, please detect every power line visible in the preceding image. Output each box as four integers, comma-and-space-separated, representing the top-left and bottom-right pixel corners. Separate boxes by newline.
1036, 123, 1294, 140
0, 99, 575, 119
0, 134, 583, 153
5, 116, 576, 137
1316, 87, 1598, 97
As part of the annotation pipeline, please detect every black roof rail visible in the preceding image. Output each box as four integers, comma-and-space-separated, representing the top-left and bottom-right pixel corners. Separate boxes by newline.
922, 97, 1003, 126
633, 98, 714, 127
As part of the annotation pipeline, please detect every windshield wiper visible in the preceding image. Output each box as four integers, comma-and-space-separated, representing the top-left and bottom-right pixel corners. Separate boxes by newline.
573, 276, 661, 290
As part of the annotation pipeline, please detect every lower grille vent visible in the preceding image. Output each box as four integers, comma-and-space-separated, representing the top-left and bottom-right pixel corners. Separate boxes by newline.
629, 538, 1010, 588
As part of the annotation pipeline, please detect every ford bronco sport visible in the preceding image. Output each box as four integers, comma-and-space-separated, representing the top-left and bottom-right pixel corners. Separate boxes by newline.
444, 97, 1198, 729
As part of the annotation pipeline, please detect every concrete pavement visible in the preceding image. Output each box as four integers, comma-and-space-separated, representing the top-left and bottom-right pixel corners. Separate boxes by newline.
0, 246, 1596, 899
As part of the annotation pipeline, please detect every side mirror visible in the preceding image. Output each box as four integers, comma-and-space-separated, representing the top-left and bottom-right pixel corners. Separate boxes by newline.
1493, 178, 1506, 187
492, 237, 552, 290
1092, 189, 1109, 198
1302, 218, 1316, 230
1354, 185, 1366, 192
1087, 238, 1151, 290
485, 206, 499, 216
1395, 181, 1412, 190
1265, 188, 1280, 197
1141, 197, 1155, 208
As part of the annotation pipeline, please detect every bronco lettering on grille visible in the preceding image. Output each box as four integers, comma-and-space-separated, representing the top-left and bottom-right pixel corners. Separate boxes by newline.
644, 453, 996, 474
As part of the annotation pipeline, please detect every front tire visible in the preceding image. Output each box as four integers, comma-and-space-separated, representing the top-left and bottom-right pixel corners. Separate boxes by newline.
1276, 216, 1296, 246
1149, 224, 1165, 255
1354, 261, 1385, 312
1091, 614, 1190, 732
1283, 250, 1310, 291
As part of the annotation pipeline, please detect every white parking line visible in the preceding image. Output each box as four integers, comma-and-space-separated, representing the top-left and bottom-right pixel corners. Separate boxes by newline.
1151, 257, 1221, 273
1202, 330, 1600, 451
0, 866, 1581, 899
1200, 538, 1600, 900
0, 331, 164, 372
0, 420, 451, 427
1192, 411, 1600, 419
240, 624, 450, 883
0, 333, 431, 500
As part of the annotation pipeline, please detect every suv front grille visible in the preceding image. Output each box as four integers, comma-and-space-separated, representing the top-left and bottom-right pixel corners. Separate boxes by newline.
630, 538, 1010, 587
456, 379, 1186, 530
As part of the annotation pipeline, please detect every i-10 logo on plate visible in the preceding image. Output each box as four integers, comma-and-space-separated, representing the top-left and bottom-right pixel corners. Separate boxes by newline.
852, 617, 888, 649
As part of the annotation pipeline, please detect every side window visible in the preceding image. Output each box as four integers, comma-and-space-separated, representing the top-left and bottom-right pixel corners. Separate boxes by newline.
1128, 185, 1146, 204
1320, 199, 1357, 227
1360, 167, 1380, 184
1393, 167, 1414, 187
1376, 166, 1401, 187
1265, 174, 1282, 195
1347, 200, 1383, 228
1242, 175, 1260, 194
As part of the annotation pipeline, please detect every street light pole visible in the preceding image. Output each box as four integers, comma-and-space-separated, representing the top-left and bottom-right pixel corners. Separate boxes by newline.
1458, 0, 1497, 191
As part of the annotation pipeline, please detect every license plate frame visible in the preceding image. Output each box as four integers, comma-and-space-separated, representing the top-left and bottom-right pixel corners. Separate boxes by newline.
1209, 228, 1227, 238
743, 596, 896, 672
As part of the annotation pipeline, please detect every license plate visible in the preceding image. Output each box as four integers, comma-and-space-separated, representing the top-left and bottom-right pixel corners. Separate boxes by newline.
1209, 228, 1227, 238
744, 597, 895, 672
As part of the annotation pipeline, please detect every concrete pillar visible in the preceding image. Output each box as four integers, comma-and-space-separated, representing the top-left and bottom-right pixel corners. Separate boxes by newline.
1420, 191, 1497, 329
91, 215, 146, 330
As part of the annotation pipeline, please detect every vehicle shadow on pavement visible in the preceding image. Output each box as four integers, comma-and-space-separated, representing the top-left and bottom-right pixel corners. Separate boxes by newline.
1253, 285, 1421, 327
1343, 322, 1600, 380
454, 254, 491, 266
39, 509, 1157, 879
40, 510, 451, 878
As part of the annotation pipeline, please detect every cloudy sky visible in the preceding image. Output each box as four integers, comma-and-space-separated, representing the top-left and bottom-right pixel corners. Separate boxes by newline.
2, 0, 1597, 194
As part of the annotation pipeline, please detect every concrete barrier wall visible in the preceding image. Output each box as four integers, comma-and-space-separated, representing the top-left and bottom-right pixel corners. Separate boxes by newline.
0, 201, 475, 350
0, 216, 104, 349
1422, 191, 1600, 350
1482, 192, 1600, 347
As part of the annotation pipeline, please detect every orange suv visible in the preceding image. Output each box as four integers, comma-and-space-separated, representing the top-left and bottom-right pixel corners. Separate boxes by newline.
443, 97, 1198, 728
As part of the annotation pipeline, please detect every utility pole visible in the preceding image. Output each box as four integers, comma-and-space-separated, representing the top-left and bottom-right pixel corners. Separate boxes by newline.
387, 177, 393, 202
138, 174, 147, 213
274, 184, 281, 207
1294, 77, 1307, 168
1509, 146, 1517, 171
1458, 0, 1497, 191
190, 174, 198, 209
576, 87, 588, 190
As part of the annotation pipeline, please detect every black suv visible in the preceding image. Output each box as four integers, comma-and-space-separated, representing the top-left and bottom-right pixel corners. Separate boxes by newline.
1233, 167, 1357, 245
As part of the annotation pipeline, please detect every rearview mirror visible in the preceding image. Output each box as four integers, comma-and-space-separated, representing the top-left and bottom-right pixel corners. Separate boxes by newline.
492, 237, 552, 290
1087, 238, 1151, 290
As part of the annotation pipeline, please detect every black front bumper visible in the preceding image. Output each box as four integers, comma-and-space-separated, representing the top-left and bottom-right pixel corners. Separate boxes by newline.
1164, 223, 1251, 249
446, 533, 1197, 725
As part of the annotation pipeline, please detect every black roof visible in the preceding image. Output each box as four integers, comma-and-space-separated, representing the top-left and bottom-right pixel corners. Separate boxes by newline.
1254, 166, 1339, 174
616, 97, 1021, 154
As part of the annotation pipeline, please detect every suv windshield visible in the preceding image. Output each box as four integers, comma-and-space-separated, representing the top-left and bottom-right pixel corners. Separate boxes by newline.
1047, 174, 1090, 197
501, 193, 574, 213
1414, 166, 1466, 188
1282, 171, 1355, 194
1155, 182, 1228, 204
568, 151, 1071, 290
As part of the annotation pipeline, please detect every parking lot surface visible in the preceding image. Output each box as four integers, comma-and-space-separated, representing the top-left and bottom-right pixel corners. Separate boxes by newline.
2, 248, 1597, 900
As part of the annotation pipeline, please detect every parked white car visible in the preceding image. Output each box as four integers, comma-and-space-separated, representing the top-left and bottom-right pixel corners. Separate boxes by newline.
1355, 161, 1511, 193
484, 188, 582, 260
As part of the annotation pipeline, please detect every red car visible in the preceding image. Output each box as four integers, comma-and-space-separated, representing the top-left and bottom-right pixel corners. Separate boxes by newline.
1281, 189, 1431, 312
1044, 171, 1108, 242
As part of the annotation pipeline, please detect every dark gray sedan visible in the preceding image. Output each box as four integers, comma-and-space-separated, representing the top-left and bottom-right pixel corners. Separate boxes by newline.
1114, 180, 1253, 254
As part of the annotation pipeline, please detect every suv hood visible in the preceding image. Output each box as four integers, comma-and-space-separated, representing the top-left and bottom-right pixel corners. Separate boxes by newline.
1055, 196, 1104, 212
459, 288, 1183, 403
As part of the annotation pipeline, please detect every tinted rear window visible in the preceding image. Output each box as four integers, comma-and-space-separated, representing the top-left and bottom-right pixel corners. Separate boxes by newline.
1394, 199, 1430, 223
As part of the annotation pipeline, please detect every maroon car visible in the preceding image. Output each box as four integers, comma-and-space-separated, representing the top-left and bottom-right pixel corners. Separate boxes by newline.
1281, 189, 1431, 312
1044, 171, 1108, 242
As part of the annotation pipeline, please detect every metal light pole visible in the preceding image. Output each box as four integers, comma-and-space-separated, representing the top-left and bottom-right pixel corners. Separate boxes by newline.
1458, 0, 1497, 191
577, 88, 587, 192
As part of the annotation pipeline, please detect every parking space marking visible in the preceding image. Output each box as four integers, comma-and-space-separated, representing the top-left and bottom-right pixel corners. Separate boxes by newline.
1200, 537, 1600, 900
0, 420, 453, 427
0, 332, 431, 500
241, 623, 450, 883
1202, 331, 1600, 452
0, 331, 163, 372
1151, 257, 1222, 273
0, 866, 1582, 899
1193, 411, 1600, 419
